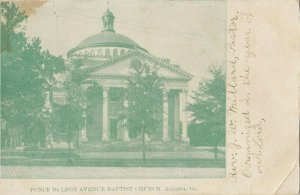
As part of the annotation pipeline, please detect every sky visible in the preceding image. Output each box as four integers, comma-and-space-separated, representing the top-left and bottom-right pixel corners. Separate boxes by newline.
23, 0, 226, 91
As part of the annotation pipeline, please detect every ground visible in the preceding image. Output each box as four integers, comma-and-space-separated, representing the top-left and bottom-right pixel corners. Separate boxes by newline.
0, 143, 225, 179
1, 166, 225, 179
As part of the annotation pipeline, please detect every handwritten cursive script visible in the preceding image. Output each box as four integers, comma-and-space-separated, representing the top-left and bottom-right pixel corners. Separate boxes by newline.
227, 11, 265, 181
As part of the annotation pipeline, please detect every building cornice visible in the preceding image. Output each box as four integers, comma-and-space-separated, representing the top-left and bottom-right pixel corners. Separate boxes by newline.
89, 73, 191, 81
85, 49, 193, 81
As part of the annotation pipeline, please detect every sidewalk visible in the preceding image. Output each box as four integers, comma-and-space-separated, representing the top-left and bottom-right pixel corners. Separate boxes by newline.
1, 166, 225, 179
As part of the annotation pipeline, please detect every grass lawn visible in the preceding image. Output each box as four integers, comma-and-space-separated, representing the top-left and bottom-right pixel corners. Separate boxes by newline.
1, 143, 225, 168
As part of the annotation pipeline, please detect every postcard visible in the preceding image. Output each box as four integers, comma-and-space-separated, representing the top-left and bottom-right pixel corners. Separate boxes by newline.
0, 0, 299, 194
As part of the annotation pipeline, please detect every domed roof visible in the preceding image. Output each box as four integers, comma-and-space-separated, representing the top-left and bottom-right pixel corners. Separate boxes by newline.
67, 8, 147, 57
67, 31, 146, 56
79, 31, 142, 49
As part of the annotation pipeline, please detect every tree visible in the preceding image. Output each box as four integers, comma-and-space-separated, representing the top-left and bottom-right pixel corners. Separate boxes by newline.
187, 65, 225, 160
124, 58, 163, 161
1, 2, 27, 52
1, 2, 64, 148
65, 63, 86, 147
51, 59, 87, 163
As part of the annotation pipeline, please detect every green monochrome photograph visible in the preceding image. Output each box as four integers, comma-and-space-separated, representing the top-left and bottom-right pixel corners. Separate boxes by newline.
1, 0, 226, 179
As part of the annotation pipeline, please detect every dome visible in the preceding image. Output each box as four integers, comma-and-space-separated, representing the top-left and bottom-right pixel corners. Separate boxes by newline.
71, 31, 144, 51
79, 32, 139, 48
67, 9, 147, 58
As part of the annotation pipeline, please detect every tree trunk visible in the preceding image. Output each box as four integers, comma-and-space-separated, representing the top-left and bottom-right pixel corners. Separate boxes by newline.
74, 130, 79, 149
66, 122, 74, 166
13, 135, 16, 148
142, 128, 145, 163
11, 128, 16, 148
214, 144, 218, 161
67, 123, 71, 154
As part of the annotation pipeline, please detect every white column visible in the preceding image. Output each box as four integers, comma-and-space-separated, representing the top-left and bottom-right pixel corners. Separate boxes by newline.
180, 89, 190, 143
44, 90, 52, 113
174, 92, 180, 140
102, 87, 109, 141
162, 88, 170, 142
44, 90, 53, 147
123, 99, 130, 142
79, 91, 88, 143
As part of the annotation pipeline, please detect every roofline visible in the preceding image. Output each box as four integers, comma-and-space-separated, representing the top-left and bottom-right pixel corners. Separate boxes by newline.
85, 49, 193, 80
89, 73, 192, 81
138, 50, 194, 79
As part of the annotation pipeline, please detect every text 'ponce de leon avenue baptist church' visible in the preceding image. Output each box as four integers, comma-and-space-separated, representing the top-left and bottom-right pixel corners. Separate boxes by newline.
60, 8, 193, 144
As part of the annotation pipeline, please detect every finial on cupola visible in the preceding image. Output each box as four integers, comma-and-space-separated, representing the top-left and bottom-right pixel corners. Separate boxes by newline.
102, 1, 115, 33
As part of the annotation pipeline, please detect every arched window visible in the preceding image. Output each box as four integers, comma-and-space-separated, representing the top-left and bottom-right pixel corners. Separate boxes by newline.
105, 48, 111, 58
97, 49, 103, 57
113, 48, 118, 57
120, 49, 125, 55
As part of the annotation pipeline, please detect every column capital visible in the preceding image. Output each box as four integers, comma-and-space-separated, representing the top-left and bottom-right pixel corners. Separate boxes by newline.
163, 88, 170, 103
163, 87, 171, 94
102, 86, 110, 91
181, 88, 188, 94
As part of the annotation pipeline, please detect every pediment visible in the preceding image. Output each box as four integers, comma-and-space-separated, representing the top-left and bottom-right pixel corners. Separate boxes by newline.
88, 50, 192, 81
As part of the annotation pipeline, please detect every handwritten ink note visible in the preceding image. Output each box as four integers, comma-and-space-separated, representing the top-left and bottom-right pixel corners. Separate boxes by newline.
227, 11, 266, 182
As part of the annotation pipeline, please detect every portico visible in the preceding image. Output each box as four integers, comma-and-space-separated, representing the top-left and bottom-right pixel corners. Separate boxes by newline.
80, 82, 190, 144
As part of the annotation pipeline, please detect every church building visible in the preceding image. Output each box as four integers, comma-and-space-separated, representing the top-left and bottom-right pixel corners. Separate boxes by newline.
66, 9, 193, 144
